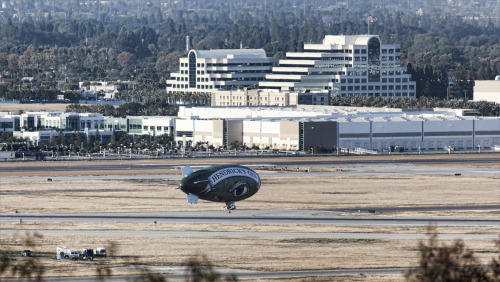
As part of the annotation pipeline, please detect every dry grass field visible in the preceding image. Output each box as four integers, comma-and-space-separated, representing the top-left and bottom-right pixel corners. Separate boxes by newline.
1, 157, 499, 281
1, 174, 499, 216
0, 103, 72, 113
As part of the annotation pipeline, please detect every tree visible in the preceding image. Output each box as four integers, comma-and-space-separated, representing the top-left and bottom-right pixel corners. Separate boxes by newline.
406, 226, 500, 282
117, 51, 135, 70
94, 129, 101, 151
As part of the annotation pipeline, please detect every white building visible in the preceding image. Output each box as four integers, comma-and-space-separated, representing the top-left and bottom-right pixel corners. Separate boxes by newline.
127, 116, 175, 136
210, 88, 331, 107
473, 76, 500, 104
259, 35, 416, 99
166, 49, 274, 94
174, 106, 500, 152
79, 81, 120, 100
3, 112, 175, 146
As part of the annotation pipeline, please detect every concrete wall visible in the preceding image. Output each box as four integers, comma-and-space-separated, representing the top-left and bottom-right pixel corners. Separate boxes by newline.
473, 80, 500, 104
279, 121, 299, 150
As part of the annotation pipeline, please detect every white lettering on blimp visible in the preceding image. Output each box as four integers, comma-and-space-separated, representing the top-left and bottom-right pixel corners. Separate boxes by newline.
208, 167, 260, 186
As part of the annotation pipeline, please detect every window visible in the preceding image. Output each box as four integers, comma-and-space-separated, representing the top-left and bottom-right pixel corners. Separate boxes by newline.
189, 52, 196, 88
368, 38, 381, 82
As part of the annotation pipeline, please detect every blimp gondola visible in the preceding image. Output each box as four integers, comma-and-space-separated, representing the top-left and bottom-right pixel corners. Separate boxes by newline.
179, 164, 261, 211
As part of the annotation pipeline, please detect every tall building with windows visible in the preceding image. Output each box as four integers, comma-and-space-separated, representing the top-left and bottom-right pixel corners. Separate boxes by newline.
259, 35, 416, 98
166, 49, 274, 95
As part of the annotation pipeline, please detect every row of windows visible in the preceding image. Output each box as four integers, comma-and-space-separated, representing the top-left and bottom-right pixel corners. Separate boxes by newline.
338, 92, 415, 97
176, 131, 193, 137
381, 49, 400, 54
171, 84, 214, 89
340, 85, 415, 91
321, 57, 351, 61
314, 63, 350, 68
206, 63, 272, 67
143, 126, 170, 131
341, 77, 410, 83
180, 62, 272, 68
300, 48, 400, 55
345, 70, 409, 77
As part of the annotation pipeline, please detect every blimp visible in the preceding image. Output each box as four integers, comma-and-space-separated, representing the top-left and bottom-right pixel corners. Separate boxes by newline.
179, 164, 261, 211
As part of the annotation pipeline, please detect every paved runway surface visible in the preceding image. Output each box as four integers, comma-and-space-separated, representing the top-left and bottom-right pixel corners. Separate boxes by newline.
2, 154, 499, 174
1, 229, 497, 240
2, 210, 499, 226
1, 267, 411, 281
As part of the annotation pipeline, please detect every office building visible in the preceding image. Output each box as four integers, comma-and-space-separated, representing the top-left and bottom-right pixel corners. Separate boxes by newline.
166, 49, 274, 95
259, 35, 416, 98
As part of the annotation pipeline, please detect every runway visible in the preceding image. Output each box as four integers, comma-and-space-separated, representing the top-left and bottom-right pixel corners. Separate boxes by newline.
1, 267, 411, 281
1, 154, 499, 174
2, 210, 499, 226
1, 229, 497, 240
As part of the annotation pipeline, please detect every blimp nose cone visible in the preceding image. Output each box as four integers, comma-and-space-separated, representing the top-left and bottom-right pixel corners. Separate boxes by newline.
179, 181, 192, 194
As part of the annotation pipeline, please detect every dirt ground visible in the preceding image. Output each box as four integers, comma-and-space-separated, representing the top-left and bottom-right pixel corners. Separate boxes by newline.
1, 156, 499, 281
0, 103, 72, 113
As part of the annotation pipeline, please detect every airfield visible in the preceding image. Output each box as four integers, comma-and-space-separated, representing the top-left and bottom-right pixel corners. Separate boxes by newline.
1, 154, 499, 281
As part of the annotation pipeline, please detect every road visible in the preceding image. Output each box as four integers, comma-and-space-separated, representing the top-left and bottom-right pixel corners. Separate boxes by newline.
1, 267, 411, 281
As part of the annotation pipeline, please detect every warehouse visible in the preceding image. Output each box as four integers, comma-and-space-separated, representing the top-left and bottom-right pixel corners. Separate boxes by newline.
174, 106, 500, 152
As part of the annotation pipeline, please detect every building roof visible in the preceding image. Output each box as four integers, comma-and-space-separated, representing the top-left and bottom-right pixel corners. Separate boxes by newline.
191, 49, 268, 59
321, 35, 378, 46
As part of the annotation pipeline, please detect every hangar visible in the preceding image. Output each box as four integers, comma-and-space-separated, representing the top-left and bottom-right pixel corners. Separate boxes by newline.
174, 106, 500, 152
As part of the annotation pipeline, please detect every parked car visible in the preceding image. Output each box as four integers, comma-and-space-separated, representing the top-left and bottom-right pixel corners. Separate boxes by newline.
21, 250, 32, 257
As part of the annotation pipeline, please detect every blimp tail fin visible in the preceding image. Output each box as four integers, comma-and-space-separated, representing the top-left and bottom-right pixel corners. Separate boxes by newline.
187, 194, 198, 204
181, 165, 194, 177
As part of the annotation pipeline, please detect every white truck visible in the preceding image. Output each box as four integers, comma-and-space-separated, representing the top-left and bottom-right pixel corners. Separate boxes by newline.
94, 247, 107, 257
56, 246, 71, 259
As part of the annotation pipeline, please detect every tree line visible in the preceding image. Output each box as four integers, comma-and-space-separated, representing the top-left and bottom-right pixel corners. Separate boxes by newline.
0, 1, 499, 108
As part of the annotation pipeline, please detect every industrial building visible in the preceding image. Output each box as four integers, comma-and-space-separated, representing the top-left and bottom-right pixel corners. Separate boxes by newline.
174, 106, 500, 152
2, 105, 499, 153
473, 76, 500, 104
